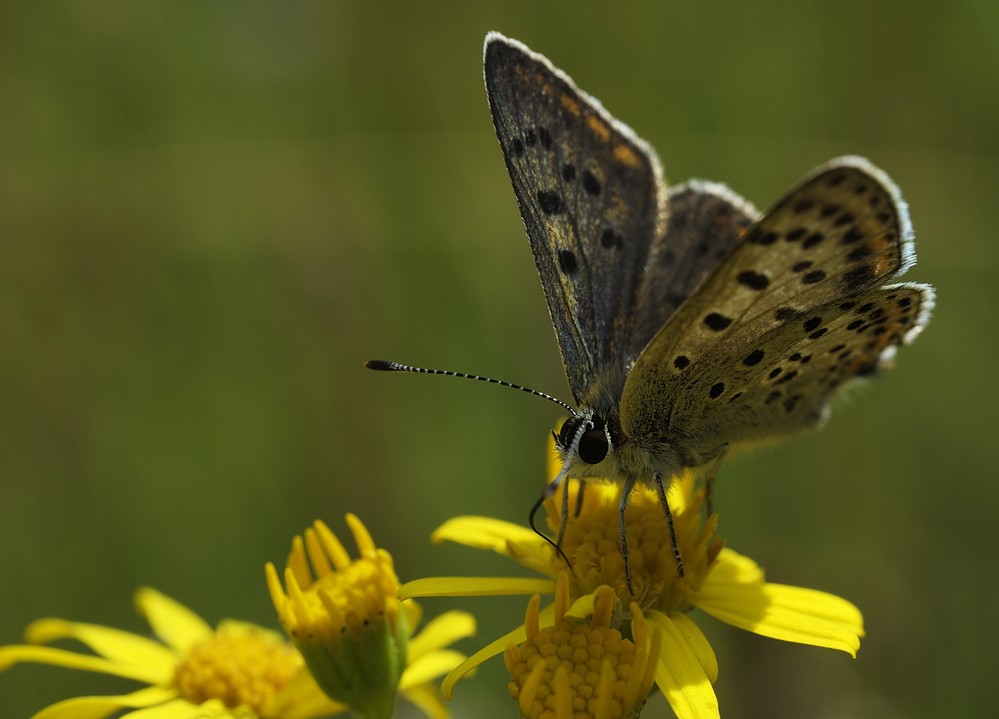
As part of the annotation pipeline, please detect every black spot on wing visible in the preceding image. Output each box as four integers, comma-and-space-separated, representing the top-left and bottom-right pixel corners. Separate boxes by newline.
538, 190, 564, 215
703, 313, 733, 331
558, 250, 577, 275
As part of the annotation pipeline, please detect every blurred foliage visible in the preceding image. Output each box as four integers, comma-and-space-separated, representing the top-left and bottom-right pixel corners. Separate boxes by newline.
1, 2, 996, 718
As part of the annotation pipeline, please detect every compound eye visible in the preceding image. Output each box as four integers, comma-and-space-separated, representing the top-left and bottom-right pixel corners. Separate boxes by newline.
557, 417, 585, 448
577, 427, 609, 464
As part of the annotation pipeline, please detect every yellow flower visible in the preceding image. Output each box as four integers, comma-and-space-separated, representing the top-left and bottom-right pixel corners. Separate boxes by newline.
505, 573, 661, 719
0, 587, 331, 719
267, 515, 476, 719
401, 446, 864, 719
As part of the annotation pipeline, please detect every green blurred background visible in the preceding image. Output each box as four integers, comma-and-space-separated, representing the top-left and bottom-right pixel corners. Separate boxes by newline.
1, 2, 995, 717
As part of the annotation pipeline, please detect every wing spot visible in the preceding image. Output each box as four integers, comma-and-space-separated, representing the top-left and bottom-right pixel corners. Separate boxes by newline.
786, 227, 807, 242
835, 212, 856, 227
802, 269, 827, 284
703, 313, 733, 331
582, 170, 601, 195
803, 316, 823, 332
709, 382, 725, 399
775, 370, 799, 385
809, 327, 828, 340
752, 230, 779, 245
538, 190, 564, 215
841, 227, 864, 245
802, 232, 825, 249
848, 244, 873, 261
774, 307, 801, 321
558, 250, 578, 275
792, 260, 813, 273
820, 204, 840, 218
561, 163, 577, 182
737, 270, 770, 290
674, 355, 690, 370
537, 126, 553, 149
841, 265, 876, 293
512, 138, 525, 157
793, 199, 814, 214
743, 349, 765, 366
600, 228, 623, 250
769, 367, 783, 379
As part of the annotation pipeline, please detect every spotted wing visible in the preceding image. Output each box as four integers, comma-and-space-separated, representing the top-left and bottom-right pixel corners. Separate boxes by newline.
628, 181, 760, 361
620, 156, 934, 460
484, 33, 668, 406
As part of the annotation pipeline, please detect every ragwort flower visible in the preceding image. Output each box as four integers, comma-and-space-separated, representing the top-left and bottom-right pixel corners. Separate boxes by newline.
401, 446, 864, 719
267, 515, 476, 719
0, 587, 326, 719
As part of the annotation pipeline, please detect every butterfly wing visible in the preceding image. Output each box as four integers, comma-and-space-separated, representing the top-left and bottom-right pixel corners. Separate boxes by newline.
629, 181, 759, 360
620, 156, 934, 461
484, 33, 668, 407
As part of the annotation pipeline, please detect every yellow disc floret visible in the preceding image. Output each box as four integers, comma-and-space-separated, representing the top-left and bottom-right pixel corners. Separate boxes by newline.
504, 575, 660, 719
174, 623, 302, 712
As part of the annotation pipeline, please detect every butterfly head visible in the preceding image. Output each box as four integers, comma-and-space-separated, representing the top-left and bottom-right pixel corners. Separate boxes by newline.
555, 414, 611, 466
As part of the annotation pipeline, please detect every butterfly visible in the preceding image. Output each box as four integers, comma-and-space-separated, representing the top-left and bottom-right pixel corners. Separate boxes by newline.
370, 33, 934, 590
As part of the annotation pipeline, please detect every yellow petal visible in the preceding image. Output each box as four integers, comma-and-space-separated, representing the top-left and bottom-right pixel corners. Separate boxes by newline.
121, 697, 228, 718
440, 604, 555, 700
25, 619, 176, 677
645, 611, 719, 719
134, 588, 212, 655
695, 581, 863, 656
401, 649, 468, 688
0, 645, 167, 684
399, 576, 554, 600
29, 686, 177, 719
407, 611, 476, 661
263, 668, 344, 719
707, 548, 765, 583
668, 612, 719, 683
400, 682, 450, 719
431, 516, 540, 552
563, 591, 597, 620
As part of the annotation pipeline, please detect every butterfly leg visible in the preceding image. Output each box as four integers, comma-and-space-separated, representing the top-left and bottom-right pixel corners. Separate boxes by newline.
574, 478, 587, 517
556, 479, 571, 547
653, 472, 685, 578
619, 475, 639, 594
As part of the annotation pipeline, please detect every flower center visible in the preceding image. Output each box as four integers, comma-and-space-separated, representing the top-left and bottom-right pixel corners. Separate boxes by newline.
174, 625, 302, 712
290, 555, 398, 640
505, 584, 659, 719
547, 478, 722, 612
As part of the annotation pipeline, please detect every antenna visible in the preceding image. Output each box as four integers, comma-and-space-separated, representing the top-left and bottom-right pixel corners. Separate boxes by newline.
365, 359, 576, 414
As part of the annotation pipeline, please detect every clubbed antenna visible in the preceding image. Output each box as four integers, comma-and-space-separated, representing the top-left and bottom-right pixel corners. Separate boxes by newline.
365, 359, 576, 414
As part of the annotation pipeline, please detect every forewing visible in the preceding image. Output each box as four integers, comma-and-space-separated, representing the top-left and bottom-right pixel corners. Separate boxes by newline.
484, 33, 668, 405
620, 156, 933, 455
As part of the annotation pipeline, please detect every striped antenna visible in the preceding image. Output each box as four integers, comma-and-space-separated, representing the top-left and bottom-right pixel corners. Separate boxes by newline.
365, 359, 576, 414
